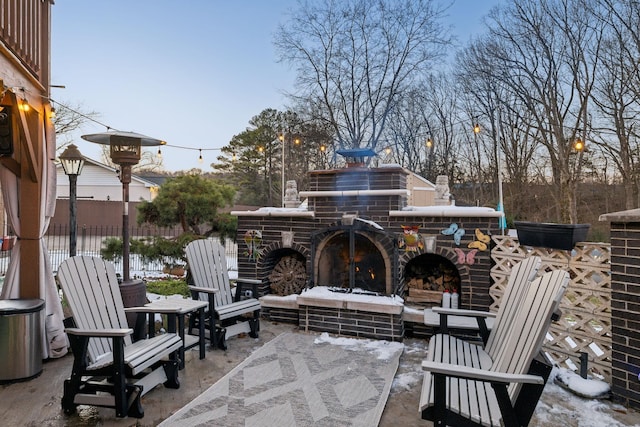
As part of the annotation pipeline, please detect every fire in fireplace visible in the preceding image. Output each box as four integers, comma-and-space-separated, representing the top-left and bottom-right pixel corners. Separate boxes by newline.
316, 232, 386, 292
310, 218, 397, 295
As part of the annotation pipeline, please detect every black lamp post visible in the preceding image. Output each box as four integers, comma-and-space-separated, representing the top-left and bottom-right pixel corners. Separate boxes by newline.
59, 144, 84, 257
81, 131, 165, 340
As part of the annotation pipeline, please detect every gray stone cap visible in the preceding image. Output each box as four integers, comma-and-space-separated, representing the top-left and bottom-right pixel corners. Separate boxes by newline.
599, 208, 640, 222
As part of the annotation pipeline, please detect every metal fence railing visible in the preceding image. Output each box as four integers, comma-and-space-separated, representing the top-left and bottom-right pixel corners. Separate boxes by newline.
0, 224, 238, 276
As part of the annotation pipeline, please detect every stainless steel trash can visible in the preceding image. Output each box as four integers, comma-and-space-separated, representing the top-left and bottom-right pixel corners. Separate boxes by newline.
0, 299, 44, 382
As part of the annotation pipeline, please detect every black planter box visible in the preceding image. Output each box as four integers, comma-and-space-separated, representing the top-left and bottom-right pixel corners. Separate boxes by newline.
514, 221, 590, 251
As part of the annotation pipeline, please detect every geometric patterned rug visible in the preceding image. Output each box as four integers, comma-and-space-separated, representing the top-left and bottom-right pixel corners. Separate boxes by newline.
159, 332, 404, 426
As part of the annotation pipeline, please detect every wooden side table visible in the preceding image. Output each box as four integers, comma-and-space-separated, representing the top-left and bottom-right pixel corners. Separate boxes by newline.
146, 298, 209, 369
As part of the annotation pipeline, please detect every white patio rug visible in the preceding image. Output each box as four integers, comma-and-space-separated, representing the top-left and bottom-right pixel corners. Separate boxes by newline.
159, 332, 404, 426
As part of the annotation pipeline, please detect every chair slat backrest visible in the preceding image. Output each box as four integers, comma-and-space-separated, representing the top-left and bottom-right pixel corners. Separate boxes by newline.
185, 239, 234, 306
485, 256, 542, 358
490, 269, 569, 399
57, 256, 132, 363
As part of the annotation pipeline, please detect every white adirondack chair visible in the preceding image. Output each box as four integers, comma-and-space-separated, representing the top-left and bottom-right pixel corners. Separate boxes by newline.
420, 269, 569, 427
185, 239, 261, 350
57, 256, 183, 418
423, 256, 542, 344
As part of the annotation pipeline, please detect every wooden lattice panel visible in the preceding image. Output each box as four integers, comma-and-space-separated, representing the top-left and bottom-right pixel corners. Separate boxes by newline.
491, 236, 612, 381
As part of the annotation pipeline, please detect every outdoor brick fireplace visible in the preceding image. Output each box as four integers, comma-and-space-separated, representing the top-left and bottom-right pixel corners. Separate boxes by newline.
232, 164, 502, 340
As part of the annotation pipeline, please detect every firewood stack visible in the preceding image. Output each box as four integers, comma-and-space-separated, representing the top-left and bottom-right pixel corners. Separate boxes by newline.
404, 262, 461, 307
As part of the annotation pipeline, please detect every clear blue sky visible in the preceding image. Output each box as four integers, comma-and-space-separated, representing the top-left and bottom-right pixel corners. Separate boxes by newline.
51, 0, 499, 172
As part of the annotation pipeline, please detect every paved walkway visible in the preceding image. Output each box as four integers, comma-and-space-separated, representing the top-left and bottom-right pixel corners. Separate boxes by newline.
1, 320, 639, 426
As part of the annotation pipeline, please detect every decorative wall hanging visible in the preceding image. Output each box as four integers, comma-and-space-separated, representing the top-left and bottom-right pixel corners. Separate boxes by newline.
468, 228, 490, 251
243, 230, 263, 261
453, 228, 465, 246
441, 223, 458, 235
454, 248, 478, 265
441, 223, 465, 246
399, 225, 424, 252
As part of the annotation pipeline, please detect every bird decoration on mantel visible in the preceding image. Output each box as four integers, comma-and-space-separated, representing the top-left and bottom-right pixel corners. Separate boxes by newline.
399, 225, 424, 252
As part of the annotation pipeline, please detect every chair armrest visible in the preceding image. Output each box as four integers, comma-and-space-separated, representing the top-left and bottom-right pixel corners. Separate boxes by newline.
65, 327, 133, 337
188, 285, 219, 294
431, 307, 497, 319
422, 361, 544, 385
124, 306, 182, 315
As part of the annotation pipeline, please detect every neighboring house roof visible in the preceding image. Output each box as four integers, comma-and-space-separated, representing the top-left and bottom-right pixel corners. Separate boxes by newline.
55, 156, 160, 202
56, 157, 159, 188
136, 174, 170, 186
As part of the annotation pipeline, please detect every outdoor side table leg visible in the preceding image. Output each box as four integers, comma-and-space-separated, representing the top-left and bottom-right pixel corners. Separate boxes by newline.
198, 307, 205, 359
177, 313, 186, 370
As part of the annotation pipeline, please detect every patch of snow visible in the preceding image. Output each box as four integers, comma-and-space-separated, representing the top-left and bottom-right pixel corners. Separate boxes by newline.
537, 378, 631, 427
261, 293, 298, 301
313, 332, 403, 360
403, 307, 423, 316
401, 206, 497, 214
300, 286, 404, 306
255, 206, 308, 213
354, 217, 384, 230
392, 372, 421, 391
553, 367, 611, 398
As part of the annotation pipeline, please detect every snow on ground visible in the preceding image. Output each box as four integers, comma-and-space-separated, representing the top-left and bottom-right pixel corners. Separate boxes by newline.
536, 368, 638, 426
314, 332, 404, 361
315, 333, 640, 426
554, 366, 611, 398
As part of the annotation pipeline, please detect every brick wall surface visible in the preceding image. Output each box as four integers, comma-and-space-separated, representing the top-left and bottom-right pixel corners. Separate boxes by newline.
609, 221, 640, 410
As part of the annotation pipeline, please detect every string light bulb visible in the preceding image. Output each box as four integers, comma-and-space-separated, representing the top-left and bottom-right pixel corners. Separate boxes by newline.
574, 139, 585, 152
198, 149, 203, 163
49, 107, 56, 119
18, 88, 29, 112
320, 145, 326, 152
20, 97, 29, 112
278, 133, 284, 142
385, 147, 392, 155
258, 146, 264, 153
157, 147, 162, 158
232, 151, 237, 161
473, 123, 481, 134
294, 137, 300, 145
426, 138, 433, 148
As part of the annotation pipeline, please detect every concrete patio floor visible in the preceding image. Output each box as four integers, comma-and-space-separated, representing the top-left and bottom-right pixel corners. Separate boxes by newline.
1, 320, 639, 426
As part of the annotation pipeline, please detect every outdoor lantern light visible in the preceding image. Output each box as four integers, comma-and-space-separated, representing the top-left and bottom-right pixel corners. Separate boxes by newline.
59, 144, 85, 257
574, 139, 585, 152
59, 143, 85, 176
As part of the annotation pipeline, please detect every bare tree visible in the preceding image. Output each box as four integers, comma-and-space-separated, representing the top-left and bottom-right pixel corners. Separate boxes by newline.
469, 0, 605, 223
274, 0, 451, 152
590, 0, 640, 209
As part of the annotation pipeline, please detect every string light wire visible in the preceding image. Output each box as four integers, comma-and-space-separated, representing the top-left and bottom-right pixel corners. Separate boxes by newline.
46, 97, 223, 162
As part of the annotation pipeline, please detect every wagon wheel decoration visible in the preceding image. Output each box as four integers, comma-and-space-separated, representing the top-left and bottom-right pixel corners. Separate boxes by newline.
269, 255, 306, 295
